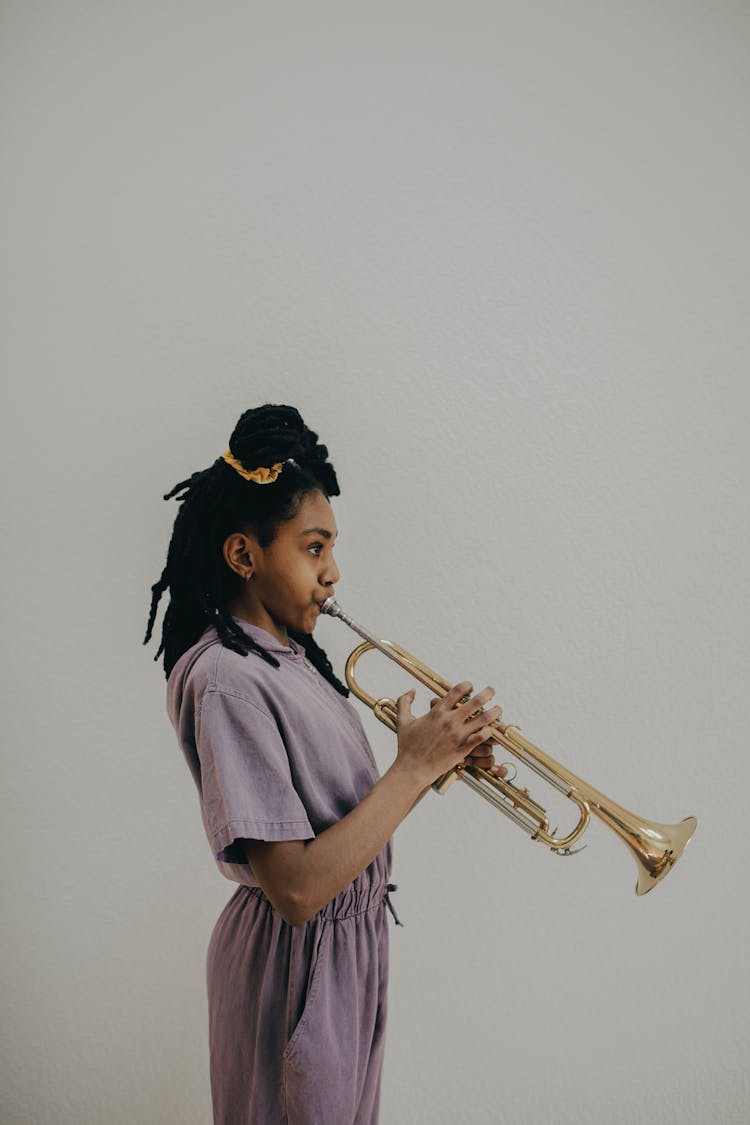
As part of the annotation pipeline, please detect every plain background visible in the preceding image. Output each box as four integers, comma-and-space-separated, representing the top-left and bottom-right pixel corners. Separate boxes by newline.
2, 2, 748, 1123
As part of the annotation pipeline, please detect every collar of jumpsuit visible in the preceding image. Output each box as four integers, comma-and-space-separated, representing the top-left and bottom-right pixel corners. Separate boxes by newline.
232, 616, 307, 657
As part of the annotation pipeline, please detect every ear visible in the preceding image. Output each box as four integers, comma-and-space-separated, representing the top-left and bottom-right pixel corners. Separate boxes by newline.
222, 531, 258, 581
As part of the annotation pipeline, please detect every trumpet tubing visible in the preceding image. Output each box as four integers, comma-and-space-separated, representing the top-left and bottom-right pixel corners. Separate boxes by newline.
321, 597, 697, 896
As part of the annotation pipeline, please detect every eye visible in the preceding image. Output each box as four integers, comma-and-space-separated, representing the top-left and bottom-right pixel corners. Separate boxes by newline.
307, 542, 324, 557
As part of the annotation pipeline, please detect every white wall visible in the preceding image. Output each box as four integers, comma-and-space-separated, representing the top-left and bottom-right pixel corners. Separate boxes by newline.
2, 2, 748, 1122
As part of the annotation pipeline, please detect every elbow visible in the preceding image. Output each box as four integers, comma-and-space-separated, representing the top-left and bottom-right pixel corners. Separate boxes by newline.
242, 839, 323, 926
280, 906, 314, 927
273, 887, 318, 928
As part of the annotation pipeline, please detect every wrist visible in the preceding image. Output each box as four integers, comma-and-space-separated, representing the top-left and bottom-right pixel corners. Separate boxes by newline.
387, 756, 434, 797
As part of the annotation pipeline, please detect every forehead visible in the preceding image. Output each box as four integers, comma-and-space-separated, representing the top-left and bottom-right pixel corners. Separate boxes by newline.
287, 491, 338, 537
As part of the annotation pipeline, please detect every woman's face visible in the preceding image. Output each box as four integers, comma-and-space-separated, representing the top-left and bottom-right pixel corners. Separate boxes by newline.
225, 490, 340, 644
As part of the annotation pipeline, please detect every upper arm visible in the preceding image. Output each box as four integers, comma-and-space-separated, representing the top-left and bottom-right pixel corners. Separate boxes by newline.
197, 690, 314, 861
240, 838, 310, 924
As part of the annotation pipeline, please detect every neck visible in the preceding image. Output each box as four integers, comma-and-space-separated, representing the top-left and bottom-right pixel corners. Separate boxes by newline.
227, 598, 289, 648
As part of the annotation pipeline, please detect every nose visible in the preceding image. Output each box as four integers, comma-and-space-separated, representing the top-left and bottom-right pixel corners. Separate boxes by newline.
321, 552, 340, 587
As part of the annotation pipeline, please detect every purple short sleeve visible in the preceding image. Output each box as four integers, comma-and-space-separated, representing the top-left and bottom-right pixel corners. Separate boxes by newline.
198, 689, 314, 859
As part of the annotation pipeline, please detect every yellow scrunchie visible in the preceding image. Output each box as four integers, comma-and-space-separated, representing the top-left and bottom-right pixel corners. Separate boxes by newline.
221, 449, 285, 484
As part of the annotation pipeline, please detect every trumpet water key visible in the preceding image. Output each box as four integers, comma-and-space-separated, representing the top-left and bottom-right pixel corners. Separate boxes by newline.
320, 597, 697, 896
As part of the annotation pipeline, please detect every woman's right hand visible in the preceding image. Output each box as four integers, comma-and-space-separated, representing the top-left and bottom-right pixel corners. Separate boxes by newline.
394, 682, 501, 787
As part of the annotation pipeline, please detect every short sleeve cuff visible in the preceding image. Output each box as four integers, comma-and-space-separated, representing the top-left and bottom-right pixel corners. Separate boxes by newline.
211, 816, 315, 858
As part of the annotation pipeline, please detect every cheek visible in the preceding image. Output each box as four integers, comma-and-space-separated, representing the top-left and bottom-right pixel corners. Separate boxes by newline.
285, 564, 313, 601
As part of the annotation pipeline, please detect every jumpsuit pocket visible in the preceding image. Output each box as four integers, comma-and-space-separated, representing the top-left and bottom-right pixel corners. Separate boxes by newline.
283, 920, 332, 1062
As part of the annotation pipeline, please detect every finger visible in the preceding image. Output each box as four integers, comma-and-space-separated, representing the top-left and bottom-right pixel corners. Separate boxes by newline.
465, 757, 494, 772
464, 751, 508, 777
466, 743, 497, 762
461, 704, 502, 738
429, 697, 440, 710
459, 685, 497, 720
395, 689, 416, 727
465, 744, 496, 763
440, 681, 475, 710
462, 727, 495, 754
437, 684, 495, 723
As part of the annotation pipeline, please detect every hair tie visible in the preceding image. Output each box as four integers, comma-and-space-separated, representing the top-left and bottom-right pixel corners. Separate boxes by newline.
221, 450, 298, 484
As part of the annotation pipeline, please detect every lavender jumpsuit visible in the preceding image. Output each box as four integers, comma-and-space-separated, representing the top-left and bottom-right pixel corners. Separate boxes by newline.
167, 619, 398, 1125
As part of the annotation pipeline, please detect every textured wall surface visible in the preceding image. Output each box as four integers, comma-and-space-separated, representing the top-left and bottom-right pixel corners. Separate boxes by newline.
2, 2, 748, 1123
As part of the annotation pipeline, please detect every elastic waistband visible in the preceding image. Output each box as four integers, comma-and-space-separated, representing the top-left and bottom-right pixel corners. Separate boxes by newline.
322, 879, 400, 922
241, 880, 402, 924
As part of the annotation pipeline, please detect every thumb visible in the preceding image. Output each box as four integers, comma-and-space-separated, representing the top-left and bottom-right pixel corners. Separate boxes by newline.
396, 688, 416, 727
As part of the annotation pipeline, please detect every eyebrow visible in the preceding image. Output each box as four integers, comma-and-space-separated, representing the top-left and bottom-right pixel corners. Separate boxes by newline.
298, 527, 338, 539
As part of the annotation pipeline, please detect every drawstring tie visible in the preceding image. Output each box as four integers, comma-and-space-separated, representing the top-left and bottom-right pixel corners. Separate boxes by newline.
384, 883, 403, 927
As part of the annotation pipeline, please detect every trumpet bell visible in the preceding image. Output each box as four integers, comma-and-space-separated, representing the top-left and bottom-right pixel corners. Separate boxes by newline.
631, 815, 698, 896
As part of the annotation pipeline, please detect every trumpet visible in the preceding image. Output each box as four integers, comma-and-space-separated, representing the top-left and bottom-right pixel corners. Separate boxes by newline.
321, 597, 697, 895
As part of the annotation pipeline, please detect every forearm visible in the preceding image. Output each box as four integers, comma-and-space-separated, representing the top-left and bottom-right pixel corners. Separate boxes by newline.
247, 761, 428, 925
409, 783, 431, 813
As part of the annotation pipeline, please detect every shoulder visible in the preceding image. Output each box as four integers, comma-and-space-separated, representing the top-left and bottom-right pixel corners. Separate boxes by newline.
168, 626, 283, 722
201, 635, 282, 701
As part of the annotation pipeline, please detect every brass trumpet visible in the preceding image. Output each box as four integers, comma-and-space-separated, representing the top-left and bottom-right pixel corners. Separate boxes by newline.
321, 597, 697, 895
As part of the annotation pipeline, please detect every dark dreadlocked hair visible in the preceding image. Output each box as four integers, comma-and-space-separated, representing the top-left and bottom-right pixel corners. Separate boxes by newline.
143, 403, 348, 695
